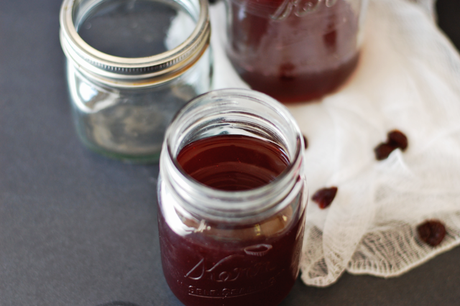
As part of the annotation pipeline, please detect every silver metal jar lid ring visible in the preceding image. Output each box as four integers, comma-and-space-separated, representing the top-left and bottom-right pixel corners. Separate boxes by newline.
59, 0, 211, 81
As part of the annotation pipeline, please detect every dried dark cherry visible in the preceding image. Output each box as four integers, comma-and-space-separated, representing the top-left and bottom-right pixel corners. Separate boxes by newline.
312, 187, 338, 209
417, 220, 446, 247
374, 129, 408, 160
302, 134, 308, 150
388, 130, 408, 151
374, 143, 397, 161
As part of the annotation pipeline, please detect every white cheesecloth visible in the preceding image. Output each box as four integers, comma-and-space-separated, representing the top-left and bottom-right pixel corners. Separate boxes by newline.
210, 0, 460, 287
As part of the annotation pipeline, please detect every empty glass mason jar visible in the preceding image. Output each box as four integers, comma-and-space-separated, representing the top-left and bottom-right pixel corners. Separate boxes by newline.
59, 0, 212, 162
225, 0, 368, 103
157, 89, 307, 306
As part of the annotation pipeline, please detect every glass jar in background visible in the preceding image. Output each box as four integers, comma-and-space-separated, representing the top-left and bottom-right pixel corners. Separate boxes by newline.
59, 0, 212, 162
225, 0, 368, 103
157, 88, 307, 306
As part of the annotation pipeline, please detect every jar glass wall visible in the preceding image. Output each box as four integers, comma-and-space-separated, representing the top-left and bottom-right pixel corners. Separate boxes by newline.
225, 0, 368, 103
157, 89, 307, 306
60, 0, 212, 162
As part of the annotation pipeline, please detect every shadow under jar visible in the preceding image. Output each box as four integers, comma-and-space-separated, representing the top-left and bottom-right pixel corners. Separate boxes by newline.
59, 0, 212, 162
225, 0, 368, 103
157, 89, 307, 306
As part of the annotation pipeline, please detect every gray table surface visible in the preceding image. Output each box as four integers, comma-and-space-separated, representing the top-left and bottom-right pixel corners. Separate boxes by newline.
1, 0, 460, 305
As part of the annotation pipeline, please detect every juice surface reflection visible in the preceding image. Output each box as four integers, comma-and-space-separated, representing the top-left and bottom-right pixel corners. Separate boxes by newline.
176, 135, 289, 190
159, 135, 305, 306
226, 0, 361, 103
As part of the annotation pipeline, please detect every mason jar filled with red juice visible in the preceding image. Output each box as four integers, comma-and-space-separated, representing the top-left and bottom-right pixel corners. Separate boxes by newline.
157, 89, 307, 306
225, 0, 368, 103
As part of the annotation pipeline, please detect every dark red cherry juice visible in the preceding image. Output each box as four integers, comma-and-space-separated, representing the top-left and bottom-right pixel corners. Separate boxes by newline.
176, 134, 289, 190
158, 134, 305, 306
226, 0, 361, 103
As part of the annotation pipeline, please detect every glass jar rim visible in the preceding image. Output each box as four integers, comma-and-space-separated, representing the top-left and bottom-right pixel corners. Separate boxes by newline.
59, 0, 210, 84
160, 88, 305, 220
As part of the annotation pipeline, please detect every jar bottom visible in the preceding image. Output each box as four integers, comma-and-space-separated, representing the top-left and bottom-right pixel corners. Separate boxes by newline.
75, 129, 162, 163
158, 207, 305, 306
230, 52, 360, 104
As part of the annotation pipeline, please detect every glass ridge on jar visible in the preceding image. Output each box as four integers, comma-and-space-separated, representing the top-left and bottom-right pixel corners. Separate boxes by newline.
157, 88, 307, 306
225, 0, 368, 103
59, 0, 212, 162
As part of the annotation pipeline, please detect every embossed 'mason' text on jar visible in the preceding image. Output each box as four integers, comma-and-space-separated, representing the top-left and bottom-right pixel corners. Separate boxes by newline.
59, 0, 212, 162
157, 89, 307, 306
